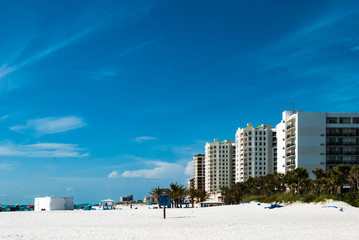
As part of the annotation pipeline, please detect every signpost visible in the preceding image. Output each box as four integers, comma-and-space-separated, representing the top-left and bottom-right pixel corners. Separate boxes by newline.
159, 195, 171, 219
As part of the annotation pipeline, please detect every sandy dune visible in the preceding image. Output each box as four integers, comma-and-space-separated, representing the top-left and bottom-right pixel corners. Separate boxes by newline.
0, 201, 358, 240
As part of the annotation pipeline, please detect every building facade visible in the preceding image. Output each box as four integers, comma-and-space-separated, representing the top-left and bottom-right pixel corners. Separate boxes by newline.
205, 139, 235, 193
193, 154, 205, 190
198, 110, 359, 195
235, 123, 275, 182
120, 195, 133, 202
276, 111, 359, 177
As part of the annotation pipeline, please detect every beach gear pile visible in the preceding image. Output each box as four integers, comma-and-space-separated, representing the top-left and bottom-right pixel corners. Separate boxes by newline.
264, 204, 284, 209
322, 206, 344, 212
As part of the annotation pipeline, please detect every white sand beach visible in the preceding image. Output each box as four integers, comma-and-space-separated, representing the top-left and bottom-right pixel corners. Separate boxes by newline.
0, 201, 358, 240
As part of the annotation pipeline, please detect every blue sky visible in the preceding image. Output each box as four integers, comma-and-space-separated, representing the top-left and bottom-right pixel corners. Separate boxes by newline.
1, 0, 359, 204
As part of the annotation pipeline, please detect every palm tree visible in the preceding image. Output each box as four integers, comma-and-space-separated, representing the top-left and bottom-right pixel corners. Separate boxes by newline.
187, 188, 198, 208
312, 168, 326, 179
196, 189, 208, 203
333, 164, 351, 200
220, 186, 235, 204
293, 167, 309, 194
168, 182, 186, 208
149, 186, 165, 207
232, 182, 246, 203
349, 165, 359, 192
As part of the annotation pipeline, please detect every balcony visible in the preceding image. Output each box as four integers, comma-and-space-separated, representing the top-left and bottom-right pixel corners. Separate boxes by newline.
286, 143, 296, 148
286, 152, 295, 157
286, 124, 295, 130
286, 160, 295, 166
286, 133, 295, 139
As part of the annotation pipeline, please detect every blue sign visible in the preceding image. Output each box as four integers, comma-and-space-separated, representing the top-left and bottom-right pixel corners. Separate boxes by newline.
159, 195, 171, 207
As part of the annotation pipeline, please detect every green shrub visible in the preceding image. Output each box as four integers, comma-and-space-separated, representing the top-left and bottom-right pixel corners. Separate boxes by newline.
343, 191, 359, 207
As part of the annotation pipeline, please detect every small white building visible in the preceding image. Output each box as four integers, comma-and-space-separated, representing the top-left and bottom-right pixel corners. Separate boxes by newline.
34, 197, 74, 211
99, 199, 115, 210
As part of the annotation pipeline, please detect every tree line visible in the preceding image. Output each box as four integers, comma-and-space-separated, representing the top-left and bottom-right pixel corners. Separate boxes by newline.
220, 165, 359, 207
150, 165, 359, 208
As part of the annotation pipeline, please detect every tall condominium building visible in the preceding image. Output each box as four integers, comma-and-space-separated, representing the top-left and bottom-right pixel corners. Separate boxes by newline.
276, 111, 359, 177
205, 139, 235, 193
235, 123, 275, 182
193, 154, 205, 190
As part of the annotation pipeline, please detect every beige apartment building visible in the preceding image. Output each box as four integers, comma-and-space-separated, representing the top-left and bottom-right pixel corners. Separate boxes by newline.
235, 123, 275, 182
205, 139, 235, 193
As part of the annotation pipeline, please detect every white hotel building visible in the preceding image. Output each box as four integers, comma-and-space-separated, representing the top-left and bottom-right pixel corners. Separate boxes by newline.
235, 123, 275, 182
198, 110, 359, 195
276, 111, 359, 177
205, 139, 235, 193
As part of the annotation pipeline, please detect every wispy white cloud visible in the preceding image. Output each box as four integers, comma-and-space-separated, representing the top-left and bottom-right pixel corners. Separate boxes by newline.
0, 24, 101, 81
108, 170, 120, 178
0, 64, 16, 80
0, 142, 89, 158
133, 136, 157, 143
121, 161, 190, 179
0, 6, 153, 82
66, 187, 74, 192
184, 161, 193, 177
10, 116, 85, 136
0, 161, 15, 170
155, 140, 206, 158
233, 1, 359, 110
120, 38, 162, 57
0, 115, 9, 121
75, 68, 123, 79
